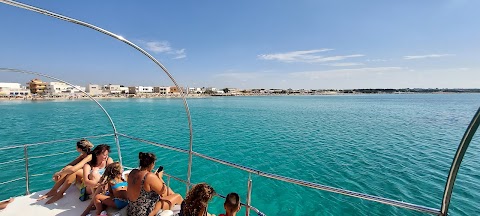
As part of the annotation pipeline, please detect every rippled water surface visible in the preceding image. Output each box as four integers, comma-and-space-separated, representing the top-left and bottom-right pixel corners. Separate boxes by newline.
1, 94, 479, 215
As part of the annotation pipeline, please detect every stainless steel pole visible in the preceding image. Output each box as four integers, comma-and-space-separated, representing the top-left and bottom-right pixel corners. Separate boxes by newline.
440, 107, 480, 216
246, 174, 252, 216
24, 145, 30, 195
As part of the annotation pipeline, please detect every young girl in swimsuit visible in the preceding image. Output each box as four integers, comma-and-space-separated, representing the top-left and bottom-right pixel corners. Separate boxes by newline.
38, 139, 94, 204
80, 162, 128, 216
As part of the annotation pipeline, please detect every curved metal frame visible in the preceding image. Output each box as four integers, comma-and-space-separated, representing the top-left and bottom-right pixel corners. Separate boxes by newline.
0, 0, 194, 192
1, 0, 480, 215
440, 107, 480, 216
0, 68, 123, 165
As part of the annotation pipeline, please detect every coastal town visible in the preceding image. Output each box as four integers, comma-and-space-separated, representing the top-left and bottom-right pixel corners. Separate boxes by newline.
1, 78, 479, 100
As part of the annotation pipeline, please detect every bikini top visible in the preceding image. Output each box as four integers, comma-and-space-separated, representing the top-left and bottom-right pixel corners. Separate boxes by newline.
98, 168, 105, 175
111, 181, 128, 190
90, 167, 106, 175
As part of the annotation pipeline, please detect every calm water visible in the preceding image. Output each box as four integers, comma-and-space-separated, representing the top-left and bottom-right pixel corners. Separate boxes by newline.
0, 94, 479, 215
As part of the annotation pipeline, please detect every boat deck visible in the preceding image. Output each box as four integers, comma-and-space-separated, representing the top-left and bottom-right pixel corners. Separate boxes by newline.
0, 186, 179, 216
1, 186, 101, 216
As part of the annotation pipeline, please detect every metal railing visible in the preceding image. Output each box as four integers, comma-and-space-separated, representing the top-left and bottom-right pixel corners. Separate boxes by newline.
117, 133, 439, 215
1, 0, 479, 215
0, 133, 267, 215
1, 117, 479, 216
0, 133, 115, 195
122, 164, 265, 216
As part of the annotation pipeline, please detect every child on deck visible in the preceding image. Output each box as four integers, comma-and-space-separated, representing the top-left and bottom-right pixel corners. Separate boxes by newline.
219, 193, 241, 216
80, 162, 128, 216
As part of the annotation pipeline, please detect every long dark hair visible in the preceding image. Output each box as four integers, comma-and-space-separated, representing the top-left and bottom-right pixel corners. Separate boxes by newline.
76, 139, 93, 154
138, 152, 156, 169
89, 144, 110, 166
182, 183, 216, 216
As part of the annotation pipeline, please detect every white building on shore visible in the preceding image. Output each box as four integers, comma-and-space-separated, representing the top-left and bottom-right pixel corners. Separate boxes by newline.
103, 84, 122, 94
120, 86, 129, 94
137, 86, 154, 93
188, 87, 203, 94
0, 82, 30, 96
86, 84, 104, 95
154, 86, 170, 94
45, 82, 84, 95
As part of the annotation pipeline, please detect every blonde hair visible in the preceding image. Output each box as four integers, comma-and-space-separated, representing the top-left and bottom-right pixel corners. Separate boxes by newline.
76, 139, 94, 153
98, 162, 122, 185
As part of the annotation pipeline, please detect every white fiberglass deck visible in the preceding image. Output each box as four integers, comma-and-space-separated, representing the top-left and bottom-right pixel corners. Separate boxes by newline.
0, 186, 100, 216
0, 186, 179, 216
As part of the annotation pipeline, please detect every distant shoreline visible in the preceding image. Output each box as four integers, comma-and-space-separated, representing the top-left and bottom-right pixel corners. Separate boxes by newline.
1, 92, 479, 102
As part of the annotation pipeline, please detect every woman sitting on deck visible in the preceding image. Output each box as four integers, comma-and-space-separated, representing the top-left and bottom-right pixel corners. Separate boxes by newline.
38, 139, 94, 204
80, 162, 129, 216
82, 144, 114, 198
127, 152, 183, 216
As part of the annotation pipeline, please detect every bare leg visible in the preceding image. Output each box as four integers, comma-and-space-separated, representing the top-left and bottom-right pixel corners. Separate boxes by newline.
80, 201, 95, 216
149, 194, 183, 216
45, 170, 80, 204
94, 194, 116, 215
0, 198, 14, 210
80, 185, 105, 216
37, 177, 67, 201
75, 169, 84, 184
163, 185, 175, 197
155, 171, 174, 196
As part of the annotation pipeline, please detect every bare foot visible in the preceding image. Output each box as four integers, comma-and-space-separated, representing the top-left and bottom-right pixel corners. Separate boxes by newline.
37, 191, 56, 201
0, 198, 14, 210
45, 193, 64, 204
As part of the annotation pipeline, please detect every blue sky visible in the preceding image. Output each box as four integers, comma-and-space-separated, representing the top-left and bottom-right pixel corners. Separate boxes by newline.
0, 0, 479, 89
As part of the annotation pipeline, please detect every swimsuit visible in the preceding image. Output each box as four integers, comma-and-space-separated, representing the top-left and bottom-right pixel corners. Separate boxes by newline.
113, 198, 129, 209
98, 168, 105, 175
127, 172, 160, 216
112, 181, 128, 190
111, 181, 129, 208
90, 167, 105, 175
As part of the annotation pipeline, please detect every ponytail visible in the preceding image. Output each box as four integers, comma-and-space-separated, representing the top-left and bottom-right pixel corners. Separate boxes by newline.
139, 152, 156, 169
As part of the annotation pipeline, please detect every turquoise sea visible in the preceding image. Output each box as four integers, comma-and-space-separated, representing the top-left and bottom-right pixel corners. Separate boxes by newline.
0, 94, 479, 215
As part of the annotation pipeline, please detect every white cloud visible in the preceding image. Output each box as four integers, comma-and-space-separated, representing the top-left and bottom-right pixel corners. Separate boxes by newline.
214, 72, 270, 81
145, 41, 172, 53
326, 62, 364, 67
289, 67, 403, 79
403, 54, 454, 60
258, 49, 364, 63
141, 40, 186, 59
172, 49, 186, 59
206, 66, 479, 89
366, 59, 388, 62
